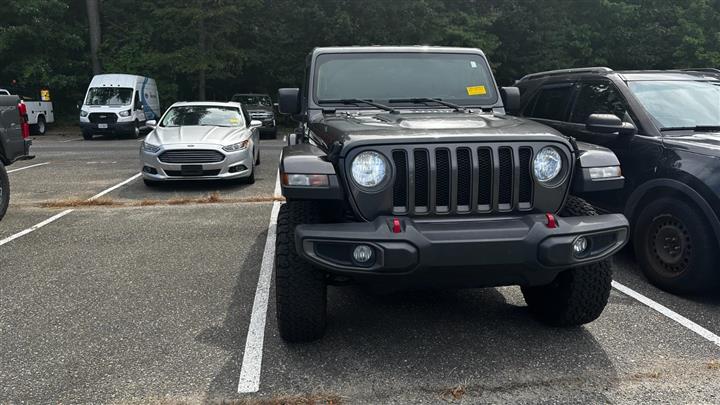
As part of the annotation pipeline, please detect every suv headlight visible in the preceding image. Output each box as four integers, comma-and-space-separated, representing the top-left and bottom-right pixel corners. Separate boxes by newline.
80, 110, 89, 117
118, 109, 131, 117
533, 147, 562, 183
223, 140, 249, 152
141, 141, 160, 153
351, 151, 388, 189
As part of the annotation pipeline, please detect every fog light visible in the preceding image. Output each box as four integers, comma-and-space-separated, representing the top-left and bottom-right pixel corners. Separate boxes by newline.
573, 237, 588, 256
353, 245, 373, 263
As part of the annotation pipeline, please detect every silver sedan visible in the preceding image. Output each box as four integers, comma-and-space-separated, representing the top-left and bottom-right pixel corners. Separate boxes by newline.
140, 101, 261, 186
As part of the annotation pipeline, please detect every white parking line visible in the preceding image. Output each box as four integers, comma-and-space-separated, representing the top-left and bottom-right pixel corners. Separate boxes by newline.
612, 280, 720, 347
0, 172, 141, 247
237, 171, 282, 393
58, 138, 81, 143
7, 162, 50, 173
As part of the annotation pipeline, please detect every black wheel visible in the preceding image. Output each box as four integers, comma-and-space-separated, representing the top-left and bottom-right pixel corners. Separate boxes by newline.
244, 161, 256, 184
521, 196, 611, 326
143, 178, 160, 187
131, 120, 140, 139
633, 197, 718, 293
82, 131, 93, 140
0, 161, 9, 221
32, 115, 47, 135
275, 201, 327, 342
255, 147, 261, 166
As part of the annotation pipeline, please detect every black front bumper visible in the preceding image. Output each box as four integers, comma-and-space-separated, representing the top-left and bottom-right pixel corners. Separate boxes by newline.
296, 213, 628, 288
80, 121, 135, 135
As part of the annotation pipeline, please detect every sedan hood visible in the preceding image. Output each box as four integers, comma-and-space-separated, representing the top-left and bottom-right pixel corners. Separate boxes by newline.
147, 125, 249, 146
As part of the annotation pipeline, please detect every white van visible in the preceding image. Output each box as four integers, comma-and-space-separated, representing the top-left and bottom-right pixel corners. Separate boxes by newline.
79, 74, 160, 140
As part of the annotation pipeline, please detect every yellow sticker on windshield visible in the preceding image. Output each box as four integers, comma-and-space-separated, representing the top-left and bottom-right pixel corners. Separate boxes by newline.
466, 85, 487, 96
229, 118, 239, 124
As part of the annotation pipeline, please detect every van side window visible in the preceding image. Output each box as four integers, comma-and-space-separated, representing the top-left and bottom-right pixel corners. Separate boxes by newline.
571, 82, 629, 123
526, 85, 573, 121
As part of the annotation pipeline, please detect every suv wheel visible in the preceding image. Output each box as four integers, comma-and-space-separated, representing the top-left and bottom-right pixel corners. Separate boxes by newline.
634, 197, 718, 293
521, 196, 612, 326
275, 201, 327, 342
0, 161, 9, 221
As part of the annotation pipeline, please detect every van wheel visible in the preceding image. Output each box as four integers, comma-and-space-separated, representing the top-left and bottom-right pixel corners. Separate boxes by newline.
131, 121, 140, 139
32, 115, 46, 135
0, 161, 9, 221
634, 197, 718, 293
82, 131, 93, 140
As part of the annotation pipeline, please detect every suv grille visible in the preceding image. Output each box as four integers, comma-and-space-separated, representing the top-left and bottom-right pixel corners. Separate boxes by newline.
88, 113, 117, 124
390, 144, 535, 215
158, 150, 225, 163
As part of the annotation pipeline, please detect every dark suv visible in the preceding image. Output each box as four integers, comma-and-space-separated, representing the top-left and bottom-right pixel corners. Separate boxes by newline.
230, 93, 277, 138
515, 67, 720, 293
273, 46, 630, 342
0, 94, 33, 220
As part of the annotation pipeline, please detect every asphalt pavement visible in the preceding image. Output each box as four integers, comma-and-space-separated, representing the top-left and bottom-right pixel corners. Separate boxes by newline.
1, 128, 719, 404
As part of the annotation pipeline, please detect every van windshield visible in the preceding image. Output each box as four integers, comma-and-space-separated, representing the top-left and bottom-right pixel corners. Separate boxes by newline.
85, 87, 133, 106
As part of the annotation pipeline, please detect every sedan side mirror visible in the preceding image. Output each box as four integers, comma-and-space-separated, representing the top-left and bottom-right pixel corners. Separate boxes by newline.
278, 88, 300, 115
586, 114, 637, 136
500, 86, 521, 114
146, 120, 156, 128
250, 119, 262, 128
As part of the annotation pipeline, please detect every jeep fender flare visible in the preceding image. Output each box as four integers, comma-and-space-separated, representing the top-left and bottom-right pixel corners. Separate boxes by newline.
280, 143, 343, 200
624, 178, 720, 241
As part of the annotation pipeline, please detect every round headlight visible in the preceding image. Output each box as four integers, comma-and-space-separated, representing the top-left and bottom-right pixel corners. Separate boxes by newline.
533, 147, 562, 183
351, 151, 388, 189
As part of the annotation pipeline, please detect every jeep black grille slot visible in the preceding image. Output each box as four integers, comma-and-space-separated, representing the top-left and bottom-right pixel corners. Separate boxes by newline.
519, 147, 533, 205
158, 150, 225, 163
414, 150, 429, 211
435, 149, 450, 211
477, 148, 492, 208
498, 147, 513, 208
456, 148, 472, 210
392, 150, 408, 211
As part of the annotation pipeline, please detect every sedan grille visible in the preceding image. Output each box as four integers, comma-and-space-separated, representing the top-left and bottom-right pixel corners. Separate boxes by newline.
158, 150, 225, 163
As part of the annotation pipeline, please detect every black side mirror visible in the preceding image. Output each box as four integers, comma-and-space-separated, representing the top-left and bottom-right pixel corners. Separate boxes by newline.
586, 113, 637, 136
278, 88, 300, 115
500, 86, 521, 114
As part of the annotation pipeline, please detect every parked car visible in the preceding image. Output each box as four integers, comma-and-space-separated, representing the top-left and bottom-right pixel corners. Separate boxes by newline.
230, 93, 277, 138
0, 88, 54, 135
0, 94, 33, 220
514, 67, 720, 293
273, 46, 630, 342
140, 101, 261, 186
80, 74, 160, 140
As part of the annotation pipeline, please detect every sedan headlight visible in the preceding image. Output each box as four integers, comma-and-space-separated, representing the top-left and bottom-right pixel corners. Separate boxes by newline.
351, 151, 388, 188
533, 147, 562, 183
141, 141, 160, 153
80, 110, 89, 117
223, 140, 250, 152
118, 109, 131, 117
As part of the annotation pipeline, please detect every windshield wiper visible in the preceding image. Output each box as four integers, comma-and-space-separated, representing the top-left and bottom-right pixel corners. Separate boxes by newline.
388, 97, 467, 112
660, 125, 720, 132
317, 98, 399, 114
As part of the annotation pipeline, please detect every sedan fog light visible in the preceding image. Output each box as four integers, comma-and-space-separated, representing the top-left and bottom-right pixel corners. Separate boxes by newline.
353, 245, 373, 263
573, 237, 588, 256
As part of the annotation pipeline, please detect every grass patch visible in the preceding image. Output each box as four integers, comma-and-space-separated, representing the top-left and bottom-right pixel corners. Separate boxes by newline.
708, 359, 720, 370
39, 192, 284, 209
440, 384, 466, 401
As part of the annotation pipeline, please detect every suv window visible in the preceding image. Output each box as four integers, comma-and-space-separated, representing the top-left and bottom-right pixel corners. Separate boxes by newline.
526, 85, 573, 121
571, 82, 629, 123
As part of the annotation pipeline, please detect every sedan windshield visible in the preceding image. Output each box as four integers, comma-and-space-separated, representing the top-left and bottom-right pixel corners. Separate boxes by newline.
313, 52, 498, 107
160, 106, 245, 127
85, 87, 133, 106
628, 80, 720, 129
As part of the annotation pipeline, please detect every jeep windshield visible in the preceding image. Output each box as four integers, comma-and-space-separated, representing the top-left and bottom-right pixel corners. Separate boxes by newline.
85, 87, 133, 106
627, 80, 720, 130
313, 52, 498, 108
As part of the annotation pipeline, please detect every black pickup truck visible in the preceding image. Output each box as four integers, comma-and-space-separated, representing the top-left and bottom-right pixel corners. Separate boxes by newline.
274, 46, 629, 342
0, 94, 33, 220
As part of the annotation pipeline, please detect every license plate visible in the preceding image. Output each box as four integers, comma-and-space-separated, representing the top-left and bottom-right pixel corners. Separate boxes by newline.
181, 165, 203, 175
98, 123, 108, 129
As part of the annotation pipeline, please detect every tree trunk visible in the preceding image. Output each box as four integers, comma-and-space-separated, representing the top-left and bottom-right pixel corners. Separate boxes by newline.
198, 16, 207, 101
86, 0, 102, 75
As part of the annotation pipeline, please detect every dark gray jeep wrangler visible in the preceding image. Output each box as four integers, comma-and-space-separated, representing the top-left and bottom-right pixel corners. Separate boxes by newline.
275, 46, 629, 342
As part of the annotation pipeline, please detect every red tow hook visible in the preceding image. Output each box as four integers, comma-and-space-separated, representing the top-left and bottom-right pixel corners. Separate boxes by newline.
545, 213, 558, 229
392, 217, 402, 233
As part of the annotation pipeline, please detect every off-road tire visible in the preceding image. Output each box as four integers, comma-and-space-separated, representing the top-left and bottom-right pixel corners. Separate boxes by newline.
0, 161, 9, 221
275, 201, 327, 342
521, 195, 612, 326
633, 197, 718, 294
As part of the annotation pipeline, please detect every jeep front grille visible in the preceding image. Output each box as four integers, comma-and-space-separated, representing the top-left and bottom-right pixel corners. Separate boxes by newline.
390, 144, 535, 215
